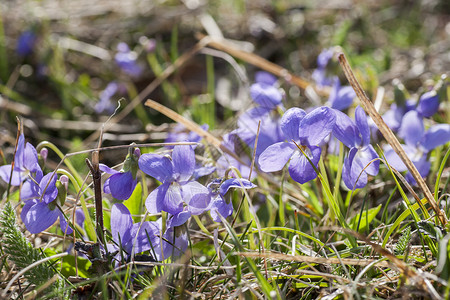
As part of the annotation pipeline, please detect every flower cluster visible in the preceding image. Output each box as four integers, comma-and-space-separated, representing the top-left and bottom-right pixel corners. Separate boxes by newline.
0, 134, 72, 234
2, 48, 449, 268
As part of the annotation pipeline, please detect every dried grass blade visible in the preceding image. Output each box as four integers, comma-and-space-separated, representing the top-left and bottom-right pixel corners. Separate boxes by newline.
197, 33, 316, 92
238, 252, 391, 268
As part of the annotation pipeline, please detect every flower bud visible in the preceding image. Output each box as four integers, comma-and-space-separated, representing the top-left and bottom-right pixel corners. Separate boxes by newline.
123, 146, 140, 179
55, 175, 68, 206
38, 148, 48, 168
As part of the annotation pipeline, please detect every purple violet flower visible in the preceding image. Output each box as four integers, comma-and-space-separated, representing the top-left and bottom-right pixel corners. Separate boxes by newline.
312, 48, 335, 88
20, 172, 72, 234
115, 42, 143, 77
385, 110, 450, 185
249, 75, 284, 116
108, 203, 161, 257
327, 78, 356, 111
0, 134, 42, 186
165, 123, 209, 148
95, 81, 120, 114
255, 71, 277, 86
158, 222, 188, 260
138, 145, 210, 216
216, 132, 254, 180
333, 107, 380, 189
16, 30, 37, 57
100, 148, 140, 200
258, 106, 336, 184
208, 178, 256, 222
235, 110, 284, 157
416, 91, 439, 118
382, 100, 416, 132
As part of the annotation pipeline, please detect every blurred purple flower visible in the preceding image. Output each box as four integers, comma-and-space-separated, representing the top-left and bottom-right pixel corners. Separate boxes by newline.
333, 107, 379, 189
16, 30, 37, 56
382, 100, 415, 132
95, 81, 120, 114
115, 42, 143, 77
250, 83, 283, 113
327, 78, 355, 111
312, 48, 335, 87
165, 123, 209, 148
216, 132, 254, 180
20, 173, 72, 234
254, 71, 277, 86
258, 106, 336, 184
235, 110, 284, 158
385, 110, 450, 185
0, 134, 42, 186
416, 91, 439, 118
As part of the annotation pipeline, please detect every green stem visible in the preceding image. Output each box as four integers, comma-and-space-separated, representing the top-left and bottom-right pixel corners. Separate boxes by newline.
56, 168, 97, 242
36, 141, 83, 186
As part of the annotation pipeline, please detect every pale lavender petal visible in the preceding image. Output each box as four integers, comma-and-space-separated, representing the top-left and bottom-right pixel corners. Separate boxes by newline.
343, 147, 367, 189
354, 145, 380, 176
288, 146, 321, 184
332, 109, 357, 148
355, 106, 370, 146
193, 165, 216, 180
108, 171, 136, 200
238, 107, 271, 129
258, 142, 296, 173
21, 178, 40, 201
416, 91, 439, 118
103, 177, 112, 194
162, 184, 184, 215
167, 211, 191, 227
382, 106, 403, 132
421, 124, 450, 152
219, 178, 256, 195
111, 203, 133, 245
75, 209, 85, 228
172, 145, 195, 182
299, 106, 336, 146
405, 156, 431, 186
23, 142, 40, 173
255, 71, 277, 86
328, 79, 355, 111
181, 181, 210, 203
398, 110, 424, 147
99, 164, 119, 175
280, 107, 306, 141
210, 195, 233, 222
21, 199, 38, 225
384, 147, 408, 172
250, 83, 282, 109
14, 134, 25, 170
59, 211, 73, 235
0, 165, 22, 186
128, 221, 160, 253
139, 154, 174, 182
188, 193, 211, 215
39, 173, 58, 204
24, 202, 59, 234
145, 183, 169, 214
162, 227, 188, 259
